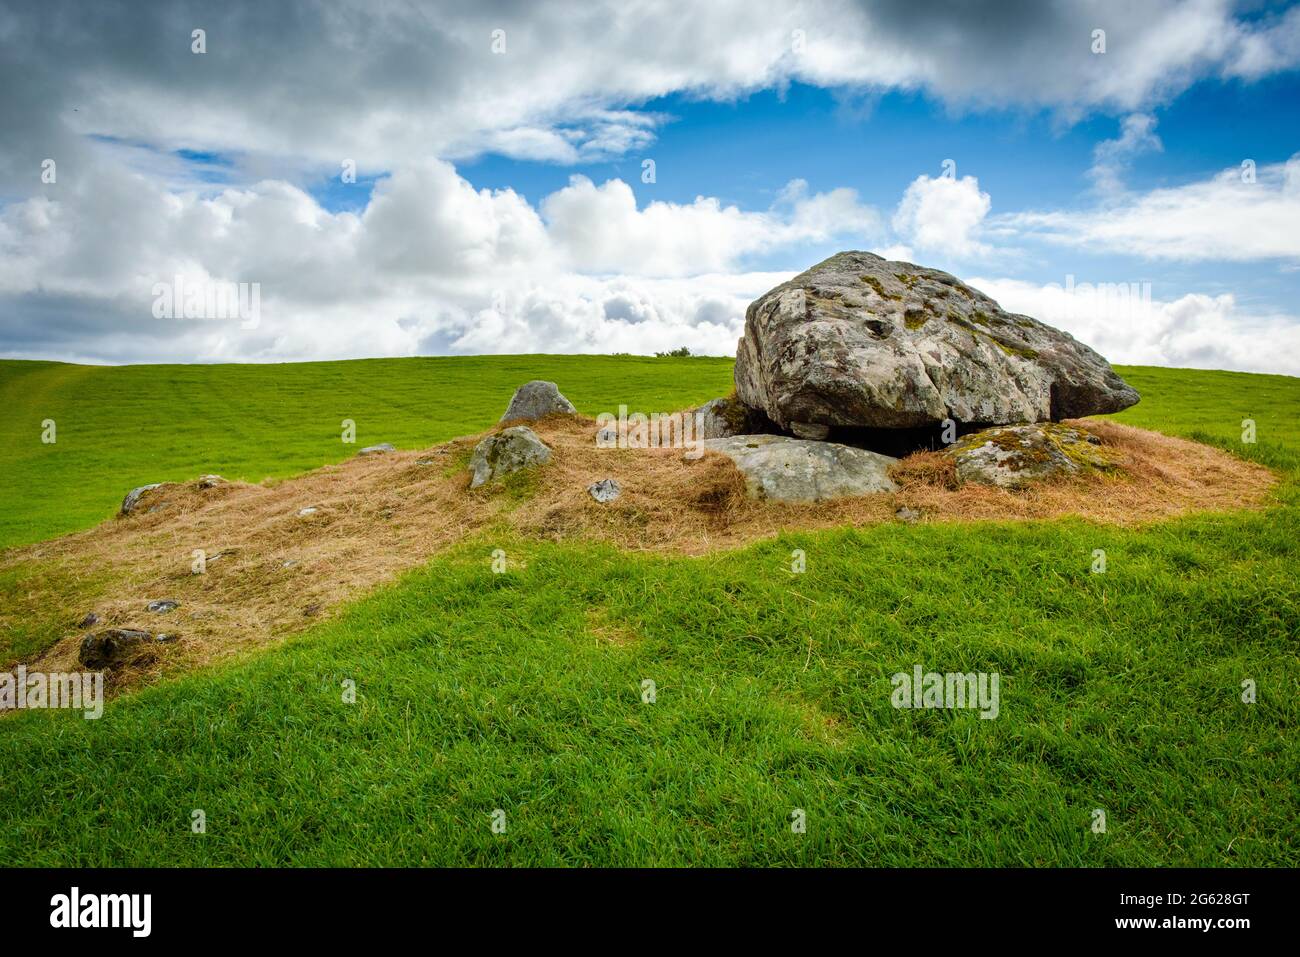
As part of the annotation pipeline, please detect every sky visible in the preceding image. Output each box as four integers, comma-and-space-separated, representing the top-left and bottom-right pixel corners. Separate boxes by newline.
1, 0, 1299, 374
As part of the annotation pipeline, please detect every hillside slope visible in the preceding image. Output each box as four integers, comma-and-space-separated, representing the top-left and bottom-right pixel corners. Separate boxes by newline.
0, 359, 1296, 866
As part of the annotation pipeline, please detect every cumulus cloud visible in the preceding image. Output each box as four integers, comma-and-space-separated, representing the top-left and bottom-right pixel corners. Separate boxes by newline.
2, 0, 1298, 375
1002, 154, 1300, 262
0, 140, 878, 360
892, 173, 992, 258
969, 275, 1300, 377
542, 175, 879, 276
3, 0, 1299, 192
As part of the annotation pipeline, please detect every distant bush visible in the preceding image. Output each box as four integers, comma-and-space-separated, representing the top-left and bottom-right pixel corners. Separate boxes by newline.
655, 347, 691, 358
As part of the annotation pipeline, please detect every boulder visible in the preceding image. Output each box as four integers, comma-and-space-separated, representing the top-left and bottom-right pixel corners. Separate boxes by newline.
469, 426, 552, 488
501, 381, 576, 422
693, 395, 771, 439
701, 434, 897, 502
78, 628, 155, 669
945, 422, 1121, 489
734, 251, 1140, 433
587, 478, 621, 503
119, 483, 166, 516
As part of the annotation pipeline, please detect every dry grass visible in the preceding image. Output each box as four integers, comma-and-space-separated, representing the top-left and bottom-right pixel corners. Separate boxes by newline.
1, 414, 1275, 692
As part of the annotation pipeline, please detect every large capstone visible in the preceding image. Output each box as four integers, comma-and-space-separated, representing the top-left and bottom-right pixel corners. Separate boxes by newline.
500, 380, 577, 422
701, 434, 897, 502
733, 251, 1139, 434
469, 426, 552, 488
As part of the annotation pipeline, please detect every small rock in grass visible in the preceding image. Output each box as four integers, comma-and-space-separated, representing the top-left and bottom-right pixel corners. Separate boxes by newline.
298, 506, 318, 516
304, 603, 323, 617
587, 479, 621, 503
147, 599, 179, 613
119, 483, 165, 516
197, 474, 225, 489
359, 443, 395, 455
77, 612, 100, 629
895, 506, 921, 523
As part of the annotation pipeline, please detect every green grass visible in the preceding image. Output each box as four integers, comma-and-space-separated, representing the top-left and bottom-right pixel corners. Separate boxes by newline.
0, 355, 734, 550
0, 359, 1297, 866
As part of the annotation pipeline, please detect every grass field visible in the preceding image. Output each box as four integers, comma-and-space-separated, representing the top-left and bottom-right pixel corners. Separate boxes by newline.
0, 358, 1297, 866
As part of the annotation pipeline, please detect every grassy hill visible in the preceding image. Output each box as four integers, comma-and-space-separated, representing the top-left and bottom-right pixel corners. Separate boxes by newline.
0, 358, 1296, 866
0, 356, 735, 550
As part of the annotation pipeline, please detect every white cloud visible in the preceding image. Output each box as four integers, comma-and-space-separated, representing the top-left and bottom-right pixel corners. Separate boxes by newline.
0, 144, 846, 361
892, 173, 991, 258
4, 0, 1300, 189
1002, 154, 1300, 262
541, 175, 878, 277
1089, 113, 1163, 196
969, 275, 1300, 377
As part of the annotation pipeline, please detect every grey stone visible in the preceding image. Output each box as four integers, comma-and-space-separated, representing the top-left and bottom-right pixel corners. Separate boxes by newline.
944, 422, 1120, 489
790, 422, 830, 440
77, 612, 100, 629
147, 599, 179, 613
78, 628, 154, 669
119, 483, 165, 516
701, 434, 898, 502
587, 478, 621, 502
693, 396, 770, 440
298, 507, 318, 516
501, 380, 577, 422
197, 474, 225, 489
358, 443, 395, 455
895, 506, 921, 523
469, 426, 552, 488
734, 251, 1140, 432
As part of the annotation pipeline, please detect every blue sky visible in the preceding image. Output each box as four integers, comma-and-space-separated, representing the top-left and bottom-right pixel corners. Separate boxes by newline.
2, 0, 1299, 371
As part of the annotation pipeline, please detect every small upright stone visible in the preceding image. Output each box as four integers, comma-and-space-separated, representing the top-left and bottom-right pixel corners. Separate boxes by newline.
501, 381, 576, 422
469, 426, 553, 488
120, 483, 165, 516
78, 628, 153, 669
